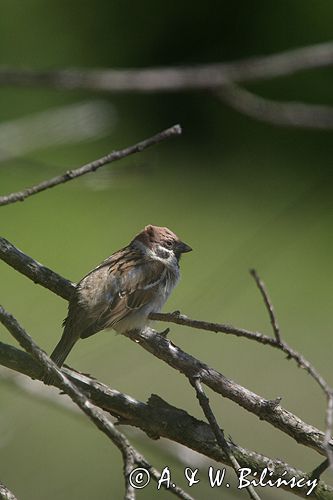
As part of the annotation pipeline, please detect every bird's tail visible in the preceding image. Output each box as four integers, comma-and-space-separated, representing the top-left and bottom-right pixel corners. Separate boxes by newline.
44, 328, 78, 385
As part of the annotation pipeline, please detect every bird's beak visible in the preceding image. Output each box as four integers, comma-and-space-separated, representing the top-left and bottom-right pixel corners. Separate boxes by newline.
177, 241, 192, 253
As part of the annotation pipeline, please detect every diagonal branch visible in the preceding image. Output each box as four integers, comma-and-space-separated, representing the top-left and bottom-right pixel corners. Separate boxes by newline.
152, 309, 333, 412
0, 305, 137, 499
190, 376, 261, 500
153, 306, 333, 464
0, 124, 181, 206
124, 327, 333, 458
250, 269, 333, 469
0, 306, 192, 500
0, 341, 330, 498
249, 269, 281, 343
249, 269, 332, 396
0, 338, 327, 460
0, 236, 332, 459
0, 236, 75, 300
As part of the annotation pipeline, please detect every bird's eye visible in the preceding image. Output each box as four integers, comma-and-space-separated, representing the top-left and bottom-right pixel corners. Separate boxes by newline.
165, 240, 173, 248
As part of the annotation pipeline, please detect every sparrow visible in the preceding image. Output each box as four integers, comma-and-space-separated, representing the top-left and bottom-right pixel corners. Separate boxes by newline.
44, 225, 192, 384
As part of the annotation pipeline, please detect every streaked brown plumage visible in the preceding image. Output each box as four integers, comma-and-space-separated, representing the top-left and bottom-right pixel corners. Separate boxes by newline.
44, 225, 192, 384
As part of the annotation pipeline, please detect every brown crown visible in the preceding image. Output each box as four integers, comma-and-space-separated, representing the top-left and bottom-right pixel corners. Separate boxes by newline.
133, 224, 179, 247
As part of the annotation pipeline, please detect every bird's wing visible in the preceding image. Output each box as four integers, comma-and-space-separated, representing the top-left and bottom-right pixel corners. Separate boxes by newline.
78, 250, 166, 338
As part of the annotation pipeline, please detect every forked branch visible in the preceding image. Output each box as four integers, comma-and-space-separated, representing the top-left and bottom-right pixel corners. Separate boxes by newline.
0, 340, 329, 498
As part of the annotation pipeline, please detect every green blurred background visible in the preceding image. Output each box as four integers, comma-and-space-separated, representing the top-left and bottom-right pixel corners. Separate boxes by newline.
1, 1, 333, 499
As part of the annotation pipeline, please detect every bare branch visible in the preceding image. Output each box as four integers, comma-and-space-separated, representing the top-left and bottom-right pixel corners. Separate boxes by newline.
149, 469, 194, 500
218, 85, 333, 130
249, 269, 332, 395
153, 305, 333, 462
150, 311, 277, 346
1, 43, 333, 133
0, 338, 328, 461
0, 236, 75, 300
0, 238, 332, 459
0, 342, 330, 498
310, 459, 330, 481
249, 269, 333, 466
0, 306, 192, 500
0, 42, 333, 93
124, 327, 333, 459
151, 309, 333, 414
0, 124, 182, 206
326, 395, 333, 467
249, 269, 281, 344
190, 376, 261, 500
0, 305, 137, 498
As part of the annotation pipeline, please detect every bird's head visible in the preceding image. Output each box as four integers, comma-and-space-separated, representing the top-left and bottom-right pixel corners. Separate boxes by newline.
132, 224, 192, 263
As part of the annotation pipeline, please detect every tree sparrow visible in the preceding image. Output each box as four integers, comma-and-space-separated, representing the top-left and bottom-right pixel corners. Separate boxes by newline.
45, 225, 192, 383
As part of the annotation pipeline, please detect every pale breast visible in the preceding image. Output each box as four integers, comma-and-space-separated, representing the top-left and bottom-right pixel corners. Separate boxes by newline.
113, 266, 180, 333
74, 250, 180, 335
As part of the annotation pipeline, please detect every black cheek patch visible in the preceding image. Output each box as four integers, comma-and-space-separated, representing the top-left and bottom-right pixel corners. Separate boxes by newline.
156, 247, 170, 259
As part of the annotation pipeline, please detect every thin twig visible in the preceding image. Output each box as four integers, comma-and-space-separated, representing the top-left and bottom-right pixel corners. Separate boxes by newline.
151, 309, 333, 413
218, 85, 333, 130
249, 269, 333, 468
150, 311, 277, 346
190, 376, 261, 500
1, 41, 333, 92
310, 459, 330, 481
149, 469, 194, 500
249, 269, 281, 343
0, 306, 192, 500
152, 307, 333, 457
0, 124, 182, 206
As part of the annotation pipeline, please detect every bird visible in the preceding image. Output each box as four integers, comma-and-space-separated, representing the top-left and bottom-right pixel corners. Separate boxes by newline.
44, 225, 192, 384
